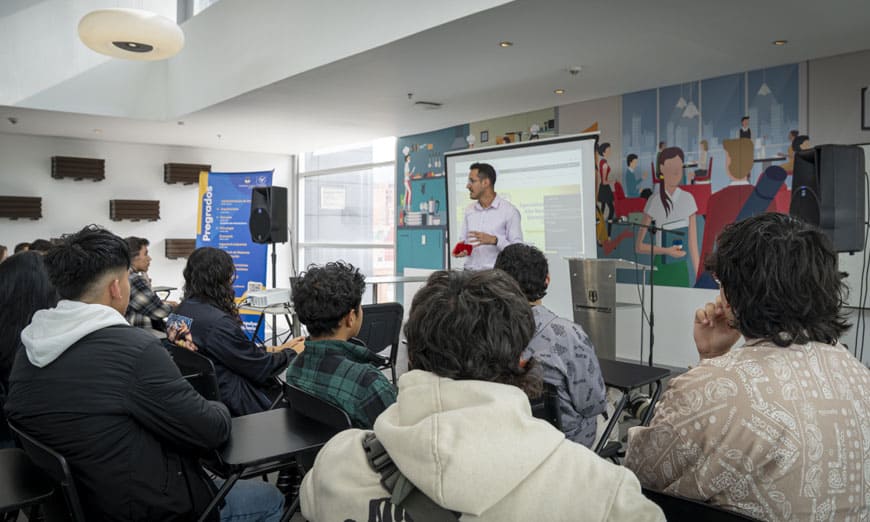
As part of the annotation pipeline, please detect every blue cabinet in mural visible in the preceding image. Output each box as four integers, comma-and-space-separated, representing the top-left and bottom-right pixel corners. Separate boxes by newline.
396, 227, 446, 272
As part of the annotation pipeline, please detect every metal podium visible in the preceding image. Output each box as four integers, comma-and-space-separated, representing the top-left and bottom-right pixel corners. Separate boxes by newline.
566, 258, 653, 360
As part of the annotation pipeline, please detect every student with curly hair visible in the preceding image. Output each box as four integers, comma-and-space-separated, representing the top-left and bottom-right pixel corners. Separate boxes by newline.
286, 261, 396, 429
625, 213, 870, 521
175, 247, 302, 416
299, 269, 663, 521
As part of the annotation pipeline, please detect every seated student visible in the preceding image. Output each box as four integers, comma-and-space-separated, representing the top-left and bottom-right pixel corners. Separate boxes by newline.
0, 251, 57, 448
124, 236, 174, 330
625, 213, 870, 521
13, 242, 29, 254
0, 244, 6, 263
28, 238, 53, 253
4, 225, 283, 521
175, 247, 302, 417
286, 262, 396, 429
300, 270, 664, 521
495, 243, 606, 447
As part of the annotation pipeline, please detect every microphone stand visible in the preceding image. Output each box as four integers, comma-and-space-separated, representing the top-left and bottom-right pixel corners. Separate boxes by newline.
608, 218, 683, 368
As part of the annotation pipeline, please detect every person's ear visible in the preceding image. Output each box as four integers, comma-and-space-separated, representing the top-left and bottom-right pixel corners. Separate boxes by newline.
545, 274, 551, 288
109, 278, 122, 300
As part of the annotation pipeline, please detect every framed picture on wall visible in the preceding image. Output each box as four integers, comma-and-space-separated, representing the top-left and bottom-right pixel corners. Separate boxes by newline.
863, 87, 870, 130
480, 130, 489, 143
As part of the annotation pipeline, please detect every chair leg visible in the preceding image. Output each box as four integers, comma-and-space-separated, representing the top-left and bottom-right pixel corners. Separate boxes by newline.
280, 496, 300, 522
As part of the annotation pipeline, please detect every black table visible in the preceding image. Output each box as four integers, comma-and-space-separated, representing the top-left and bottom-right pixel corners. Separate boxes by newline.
594, 359, 670, 454
0, 448, 56, 515
198, 408, 341, 522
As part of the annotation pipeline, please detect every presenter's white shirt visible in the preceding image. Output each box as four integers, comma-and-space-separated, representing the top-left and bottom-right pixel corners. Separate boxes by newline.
459, 195, 523, 270
642, 188, 697, 247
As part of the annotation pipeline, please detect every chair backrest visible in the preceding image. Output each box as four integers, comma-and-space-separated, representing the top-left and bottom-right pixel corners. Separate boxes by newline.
357, 303, 403, 365
7, 421, 87, 522
163, 341, 220, 402
642, 488, 761, 521
613, 180, 626, 200
529, 382, 562, 431
283, 383, 352, 431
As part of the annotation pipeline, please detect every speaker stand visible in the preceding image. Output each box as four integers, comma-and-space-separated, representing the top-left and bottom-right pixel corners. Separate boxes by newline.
270, 242, 277, 346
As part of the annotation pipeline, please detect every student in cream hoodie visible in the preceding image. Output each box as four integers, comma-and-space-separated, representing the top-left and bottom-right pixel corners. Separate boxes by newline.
300, 269, 664, 522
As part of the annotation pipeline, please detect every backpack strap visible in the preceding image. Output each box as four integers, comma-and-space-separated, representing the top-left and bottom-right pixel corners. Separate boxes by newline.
363, 432, 460, 522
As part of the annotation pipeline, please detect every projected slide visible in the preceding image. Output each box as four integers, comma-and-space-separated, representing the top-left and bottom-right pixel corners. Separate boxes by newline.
445, 135, 598, 265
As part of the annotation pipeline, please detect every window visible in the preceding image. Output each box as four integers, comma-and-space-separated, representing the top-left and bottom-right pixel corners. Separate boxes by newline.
297, 138, 396, 303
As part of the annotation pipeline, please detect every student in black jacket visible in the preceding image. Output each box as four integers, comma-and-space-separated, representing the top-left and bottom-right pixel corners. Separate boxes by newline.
4, 225, 284, 521
175, 247, 303, 417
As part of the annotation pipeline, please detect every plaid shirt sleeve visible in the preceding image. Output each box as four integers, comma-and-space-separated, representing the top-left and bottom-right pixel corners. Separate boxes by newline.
125, 273, 173, 328
357, 369, 398, 428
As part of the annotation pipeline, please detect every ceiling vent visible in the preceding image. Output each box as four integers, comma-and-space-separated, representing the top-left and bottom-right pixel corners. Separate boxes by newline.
414, 101, 443, 110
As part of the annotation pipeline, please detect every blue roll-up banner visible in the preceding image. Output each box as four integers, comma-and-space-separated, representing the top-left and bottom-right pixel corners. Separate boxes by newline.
196, 170, 273, 341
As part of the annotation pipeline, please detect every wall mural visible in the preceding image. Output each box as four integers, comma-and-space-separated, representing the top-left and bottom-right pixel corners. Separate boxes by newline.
602, 63, 800, 288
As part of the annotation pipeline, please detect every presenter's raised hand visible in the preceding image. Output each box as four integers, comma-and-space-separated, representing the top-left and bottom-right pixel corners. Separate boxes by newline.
468, 231, 497, 246
693, 296, 740, 359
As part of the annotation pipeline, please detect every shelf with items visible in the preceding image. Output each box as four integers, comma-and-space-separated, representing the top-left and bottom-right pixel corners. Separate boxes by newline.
408, 172, 444, 180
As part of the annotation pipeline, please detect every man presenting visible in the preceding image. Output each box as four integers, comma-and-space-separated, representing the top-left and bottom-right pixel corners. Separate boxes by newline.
454, 162, 523, 270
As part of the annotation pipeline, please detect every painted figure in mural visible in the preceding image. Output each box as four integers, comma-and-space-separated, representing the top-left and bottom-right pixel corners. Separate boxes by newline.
597, 143, 615, 235
635, 147, 699, 285
696, 138, 756, 287
623, 153, 646, 197
738, 116, 751, 139
402, 152, 414, 211
455, 162, 523, 271
792, 134, 811, 152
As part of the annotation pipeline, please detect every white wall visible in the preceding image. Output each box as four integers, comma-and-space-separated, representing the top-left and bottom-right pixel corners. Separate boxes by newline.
0, 132, 293, 302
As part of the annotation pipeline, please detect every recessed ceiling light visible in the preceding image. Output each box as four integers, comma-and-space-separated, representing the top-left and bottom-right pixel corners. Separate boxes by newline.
554, 89, 565, 95
93, 128, 102, 134
499, 41, 513, 48
772, 40, 787, 46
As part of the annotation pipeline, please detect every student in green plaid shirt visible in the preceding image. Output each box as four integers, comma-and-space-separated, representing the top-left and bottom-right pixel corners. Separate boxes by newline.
286, 262, 396, 428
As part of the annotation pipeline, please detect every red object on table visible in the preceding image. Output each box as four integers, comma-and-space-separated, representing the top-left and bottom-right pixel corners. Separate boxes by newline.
452, 242, 473, 256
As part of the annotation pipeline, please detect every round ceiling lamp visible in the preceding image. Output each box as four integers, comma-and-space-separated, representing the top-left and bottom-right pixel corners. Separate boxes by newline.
78, 8, 184, 61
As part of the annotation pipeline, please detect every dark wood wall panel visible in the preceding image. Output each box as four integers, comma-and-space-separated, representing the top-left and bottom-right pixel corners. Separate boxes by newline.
164, 163, 211, 185
0, 196, 42, 219
52, 156, 105, 181
109, 200, 160, 221
165, 239, 196, 259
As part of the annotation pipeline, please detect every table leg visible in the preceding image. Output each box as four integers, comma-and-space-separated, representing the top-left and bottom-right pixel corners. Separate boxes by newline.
595, 392, 629, 454
640, 380, 664, 426
198, 471, 241, 522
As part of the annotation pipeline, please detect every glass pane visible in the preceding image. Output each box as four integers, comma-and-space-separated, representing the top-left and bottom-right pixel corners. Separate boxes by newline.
299, 166, 395, 244
301, 137, 396, 172
298, 247, 396, 304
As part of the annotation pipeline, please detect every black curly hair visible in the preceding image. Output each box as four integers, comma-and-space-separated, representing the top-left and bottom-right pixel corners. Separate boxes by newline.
706, 213, 849, 346
292, 261, 365, 337
494, 243, 548, 302
404, 269, 542, 398
183, 247, 240, 321
43, 225, 130, 300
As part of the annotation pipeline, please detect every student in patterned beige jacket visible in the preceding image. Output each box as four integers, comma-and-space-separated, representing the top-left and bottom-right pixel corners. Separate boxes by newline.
625, 213, 870, 522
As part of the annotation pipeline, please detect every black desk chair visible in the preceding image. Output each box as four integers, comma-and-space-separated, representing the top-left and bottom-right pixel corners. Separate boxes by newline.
356, 302, 403, 382
594, 359, 670, 457
642, 488, 761, 521
163, 340, 220, 402
0, 448, 55, 521
284, 383, 352, 431
7, 422, 87, 522
529, 382, 562, 431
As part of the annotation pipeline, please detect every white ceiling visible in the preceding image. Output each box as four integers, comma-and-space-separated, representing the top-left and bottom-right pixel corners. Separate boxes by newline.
2, 0, 870, 154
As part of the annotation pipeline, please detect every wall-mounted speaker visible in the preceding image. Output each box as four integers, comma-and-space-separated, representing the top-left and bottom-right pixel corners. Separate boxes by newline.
249, 186, 288, 244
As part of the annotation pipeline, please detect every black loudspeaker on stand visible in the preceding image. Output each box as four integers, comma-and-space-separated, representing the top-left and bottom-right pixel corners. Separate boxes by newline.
250, 186, 289, 345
